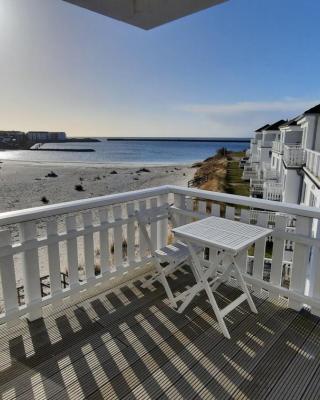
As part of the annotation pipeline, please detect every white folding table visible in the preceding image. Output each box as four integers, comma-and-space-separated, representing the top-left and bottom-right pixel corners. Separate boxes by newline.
172, 216, 272, 339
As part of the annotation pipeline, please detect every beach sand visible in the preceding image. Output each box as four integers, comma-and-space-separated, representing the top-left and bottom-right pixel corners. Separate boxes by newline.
0, 160, 194, 213
0, 160, 195, 306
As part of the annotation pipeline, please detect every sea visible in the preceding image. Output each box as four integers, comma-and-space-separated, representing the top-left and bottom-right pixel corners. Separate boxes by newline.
0, 139, 249, 165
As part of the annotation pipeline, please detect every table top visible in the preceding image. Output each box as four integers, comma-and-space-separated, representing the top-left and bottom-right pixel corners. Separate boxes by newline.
172, 216, 272, 253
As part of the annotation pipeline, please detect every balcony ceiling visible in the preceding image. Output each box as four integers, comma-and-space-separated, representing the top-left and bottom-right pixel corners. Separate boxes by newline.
63, 0, 228, 29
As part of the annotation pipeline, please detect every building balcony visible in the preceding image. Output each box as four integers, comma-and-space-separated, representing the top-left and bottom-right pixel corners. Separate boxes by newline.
258, 139, 273, 148
262, 167, 279, 181
263, 182, 283, 201
250, 179, 264, 197
0, 185, 320, 398
283, 145, 305, 167
305, 149, 320, 179
242, 164, 259, 180
272, 141, 284, 154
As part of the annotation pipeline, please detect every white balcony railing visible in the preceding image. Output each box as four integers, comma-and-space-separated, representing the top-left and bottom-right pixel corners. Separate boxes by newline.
258, 139, 273, 148
283, 145, 305, 167
250, 179, 264, 196
305, 149, 320, 179
272, 141, 284, 154
251, 154, 260, 163
0, 185, 320, 325
263, 168, 279, 181
263, 182, 283, 202
242, 164, 259, 180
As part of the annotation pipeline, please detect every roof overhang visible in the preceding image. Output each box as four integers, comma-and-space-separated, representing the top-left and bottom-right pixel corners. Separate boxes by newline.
63, 0, 228, 30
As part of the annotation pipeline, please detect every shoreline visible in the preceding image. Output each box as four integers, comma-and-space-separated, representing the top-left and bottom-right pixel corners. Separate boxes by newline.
0, 158, 193, 168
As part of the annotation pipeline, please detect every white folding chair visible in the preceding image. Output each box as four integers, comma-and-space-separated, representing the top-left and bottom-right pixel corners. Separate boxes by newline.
135, 205, 201, 308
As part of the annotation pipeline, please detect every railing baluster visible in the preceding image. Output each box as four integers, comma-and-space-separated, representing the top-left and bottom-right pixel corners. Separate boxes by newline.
19, 221, 42, 320
211, 203, 220, 217
82, 211, 95, 282
184, 197, 194, 224
98, 208, 110, 276
269, 215, 287, 298
47, 219, 62, 297
0, 230, 19, 319
238, 209, 250, 274
252, 213, 269, 292
158, 194, 169, 248
150, 198, 158, 252
174, 193, 187, 226
309, 219, 320, 315
112, 205, 124, 270
138, 200, 148, 260
126, 203, 136, 263
225, 206, 235, 220
289, 216, 312, 310
66, 215, 80, 289
198, 199, 207, 216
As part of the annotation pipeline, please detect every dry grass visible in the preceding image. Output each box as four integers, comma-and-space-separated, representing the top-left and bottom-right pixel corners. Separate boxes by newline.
194, 155, 228, 192
192, 151, 249, 196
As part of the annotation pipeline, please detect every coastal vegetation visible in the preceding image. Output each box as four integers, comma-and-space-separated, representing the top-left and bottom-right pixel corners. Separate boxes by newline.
193, 148, 249, 196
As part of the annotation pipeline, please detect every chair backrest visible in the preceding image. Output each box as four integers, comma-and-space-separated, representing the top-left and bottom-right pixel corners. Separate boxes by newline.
135, 204, 169, 225
135, 204, 171, 254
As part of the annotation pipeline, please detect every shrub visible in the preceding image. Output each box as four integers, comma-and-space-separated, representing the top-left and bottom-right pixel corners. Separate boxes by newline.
75, 184, 85, 191
216, 147, 228, 157
46, 171, 58, 178
41, 196, 49, 204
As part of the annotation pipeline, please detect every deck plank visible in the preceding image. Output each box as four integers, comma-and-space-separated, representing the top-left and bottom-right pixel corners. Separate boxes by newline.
127, 296, 284, 400
230, 310, 318, 400
0, 269, 320, 400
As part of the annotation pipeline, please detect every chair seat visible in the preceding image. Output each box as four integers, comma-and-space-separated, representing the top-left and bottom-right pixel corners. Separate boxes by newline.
155, 241, 201, 263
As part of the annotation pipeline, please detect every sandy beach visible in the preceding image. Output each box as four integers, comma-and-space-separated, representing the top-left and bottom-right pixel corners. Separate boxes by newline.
0, 160, 194, 213
0, 159, 194, 305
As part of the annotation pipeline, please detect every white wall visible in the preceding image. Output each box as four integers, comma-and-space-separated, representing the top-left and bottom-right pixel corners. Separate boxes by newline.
302, 173, 320, 207
259, 147, 272, 165
301, 115, 320, 151
271, 151, 283, 177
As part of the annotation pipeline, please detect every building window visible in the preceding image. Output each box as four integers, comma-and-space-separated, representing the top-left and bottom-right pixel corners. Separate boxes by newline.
310, 192, 316, 207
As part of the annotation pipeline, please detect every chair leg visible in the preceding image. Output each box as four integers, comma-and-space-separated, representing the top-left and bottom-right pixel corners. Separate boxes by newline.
141, 273, 160, 288
159, 273, 177, 308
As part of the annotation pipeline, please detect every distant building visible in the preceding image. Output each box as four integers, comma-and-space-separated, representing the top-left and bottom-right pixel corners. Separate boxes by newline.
242, 103, 320, 207
0, 131, 26, 143
26, 131, 66, 142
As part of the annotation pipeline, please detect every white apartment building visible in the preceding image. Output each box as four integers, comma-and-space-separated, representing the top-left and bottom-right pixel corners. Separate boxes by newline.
300, 105, 320, 209
26, 131, 67, 142
243, 104, 320, 209
242, 120, 286, 198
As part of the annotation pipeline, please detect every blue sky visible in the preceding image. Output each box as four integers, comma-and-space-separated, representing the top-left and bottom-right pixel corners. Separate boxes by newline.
0, 0, 320, 137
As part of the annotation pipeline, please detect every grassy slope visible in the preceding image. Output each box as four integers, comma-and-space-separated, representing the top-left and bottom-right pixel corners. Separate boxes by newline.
194, 150, 249, 196
225, 156, 250, 197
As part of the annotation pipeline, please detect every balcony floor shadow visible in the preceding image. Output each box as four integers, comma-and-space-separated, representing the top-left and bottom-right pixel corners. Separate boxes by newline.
0, 266, 319, 400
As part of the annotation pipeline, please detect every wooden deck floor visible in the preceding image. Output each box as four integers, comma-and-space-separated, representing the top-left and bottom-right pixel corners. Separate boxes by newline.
1, 267, 320, 400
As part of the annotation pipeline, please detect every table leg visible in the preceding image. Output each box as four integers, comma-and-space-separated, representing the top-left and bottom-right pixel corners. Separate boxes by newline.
233, 254, 257, 314
186, 241, 231, 339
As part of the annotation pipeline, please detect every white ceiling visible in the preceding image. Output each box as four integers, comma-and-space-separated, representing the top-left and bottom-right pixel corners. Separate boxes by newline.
63, 0, 228, 30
